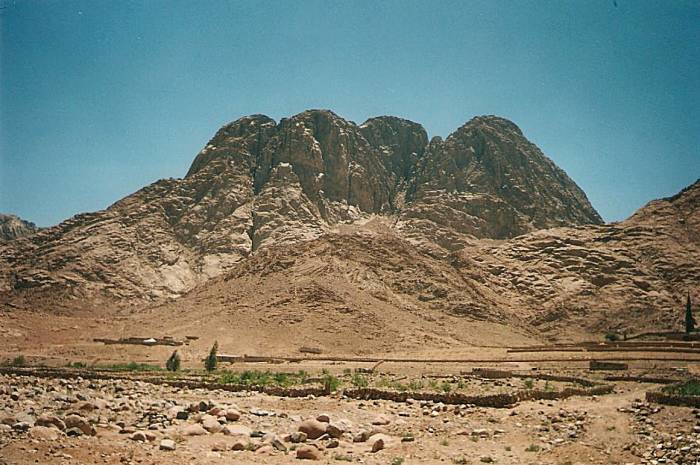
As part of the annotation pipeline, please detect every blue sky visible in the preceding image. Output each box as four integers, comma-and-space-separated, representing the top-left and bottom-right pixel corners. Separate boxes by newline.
1, 0, 698, 227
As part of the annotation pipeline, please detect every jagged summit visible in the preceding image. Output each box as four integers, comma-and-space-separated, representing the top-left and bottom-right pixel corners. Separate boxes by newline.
0, 214, 38, 242
1, 110, 606, 304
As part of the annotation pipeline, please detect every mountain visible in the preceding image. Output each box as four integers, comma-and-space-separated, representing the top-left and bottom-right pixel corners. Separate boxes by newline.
2, 109, 694, 341
0, 110, 601, 304
0, 214, 38, 242
138, 179, 698, 351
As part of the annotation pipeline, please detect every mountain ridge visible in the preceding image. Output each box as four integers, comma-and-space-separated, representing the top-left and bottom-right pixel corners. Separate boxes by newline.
2, 110, 694, 339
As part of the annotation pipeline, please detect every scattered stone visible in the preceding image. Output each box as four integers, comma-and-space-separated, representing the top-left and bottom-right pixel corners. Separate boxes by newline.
298, 419, 327, 439
29, 426, 60, 441
202, 415, 223, 433
289, 431, 308, 443
223, 424, 252, 436
296, 445, 322, 460
36, 415, 66, 431
159, 439, 176, 451
182, 424, 208, 436
64, 415, 96, 436
371, 414, 391, 425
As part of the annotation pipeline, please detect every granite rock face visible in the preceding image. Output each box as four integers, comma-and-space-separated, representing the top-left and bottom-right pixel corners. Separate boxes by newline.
0, 214, 38, 242
398, 116, 602, 251
0, 110, 604, 304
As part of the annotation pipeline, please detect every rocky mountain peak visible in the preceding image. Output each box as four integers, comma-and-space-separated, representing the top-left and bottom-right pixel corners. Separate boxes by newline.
0, 214, 38, 242
0, 110, 607, 302
360, 116, 428, 182
460, 115, 524, 137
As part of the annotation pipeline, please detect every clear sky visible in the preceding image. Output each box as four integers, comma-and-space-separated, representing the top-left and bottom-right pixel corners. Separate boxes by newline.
1, 0, 698, 227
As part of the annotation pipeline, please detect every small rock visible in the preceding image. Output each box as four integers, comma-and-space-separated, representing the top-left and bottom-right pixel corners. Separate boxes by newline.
130, 431, 148, 442
327, 438, 339, 448
231, 439, 248, 451
225, 409, 241, 421
159, 439, 176, 451
29, 426, 60, 441
223, 424, 252, 436
182, 424, 208, 436
371, 414, 391, 426
289, 431, 308, 443
298, 419, 327, 439
36, 415, 66, 431
371, 437, 385, 452
64, 415, 96, 436
296, 445, 322, 460
202, 416, 223, 433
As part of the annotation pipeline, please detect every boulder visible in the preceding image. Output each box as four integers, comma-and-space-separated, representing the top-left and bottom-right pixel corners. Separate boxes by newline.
64, 415, 96, 436
296, 445, 322, 460
29, 426, 60, 441
159, 439, 176, 451
298, 419, 327, 439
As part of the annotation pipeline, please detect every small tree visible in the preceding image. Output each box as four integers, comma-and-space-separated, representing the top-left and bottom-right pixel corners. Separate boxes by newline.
686, 292, 695, 334
205, 341, 218, 372
166, 350, 181, 372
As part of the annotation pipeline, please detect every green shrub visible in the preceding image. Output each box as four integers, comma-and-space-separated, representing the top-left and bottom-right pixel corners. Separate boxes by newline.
166, 350, 181, 372
351, 373, 368, 388
440, 381, 452, 393
105, 362, 161, 372
523, 378, 534, 390
205, 341, 218, 372
323, 374, 341, 392
605, 332, 620, 342
662, 379, 700, 396
10, 355, 25, 366
525, 444, 541, 452
408, 379, 424, 391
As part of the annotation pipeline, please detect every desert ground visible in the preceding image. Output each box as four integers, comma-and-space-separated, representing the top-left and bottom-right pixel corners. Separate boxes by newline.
1, 308, 699, 465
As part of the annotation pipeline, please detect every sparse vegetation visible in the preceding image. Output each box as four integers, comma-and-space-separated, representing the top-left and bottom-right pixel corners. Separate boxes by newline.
523, 378, 534, 389
166, 350, 181, 372
323, 373, 341, 392
408, 379, 424, 391
10, 355, 26, 366
605, 332, 620, 342
391, 458, 405, 465
525, 444, 541, 452
439, 438, 450, 446
440, 381, 452, 393
104, 362, 162, 372
662, 379, 700, 396
66, 361, 87, 369
686, 292, 695, 333
351, 373, 368, 388
205, 341, 218, 372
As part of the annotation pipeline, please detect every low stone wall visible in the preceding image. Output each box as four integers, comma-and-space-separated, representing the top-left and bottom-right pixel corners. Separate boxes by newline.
605, 376, 681, 384
590, 360, 628, 371
469, 368, 597, 387
0, 367, 613, 407
646, 391, 700, 408
342, 384, 614, 408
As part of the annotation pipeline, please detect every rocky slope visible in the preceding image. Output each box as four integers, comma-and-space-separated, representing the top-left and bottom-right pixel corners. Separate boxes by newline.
0, 110, 602, 305
0, 214, 38, 242
3, 109, 694, 340
146, 179, 698, 348
398, 116, 602, 251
